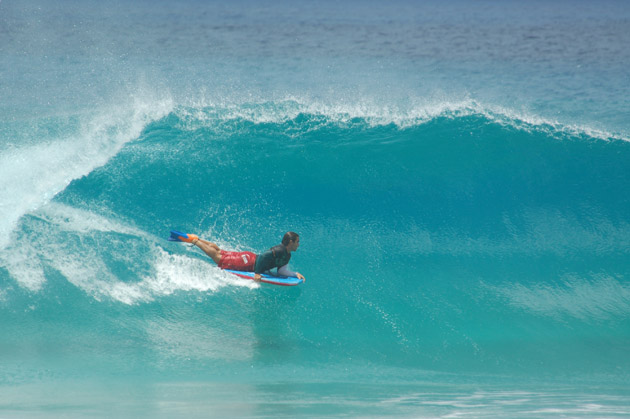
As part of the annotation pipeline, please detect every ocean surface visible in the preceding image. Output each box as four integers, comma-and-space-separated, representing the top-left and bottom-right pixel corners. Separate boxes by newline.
2, 0, 630, 417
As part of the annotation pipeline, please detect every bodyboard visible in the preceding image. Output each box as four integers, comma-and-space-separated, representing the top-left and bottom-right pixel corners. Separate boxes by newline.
224, 269, 304, 286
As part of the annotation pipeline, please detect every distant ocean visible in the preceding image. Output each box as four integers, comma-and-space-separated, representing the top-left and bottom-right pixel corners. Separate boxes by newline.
1, 0, 629, 417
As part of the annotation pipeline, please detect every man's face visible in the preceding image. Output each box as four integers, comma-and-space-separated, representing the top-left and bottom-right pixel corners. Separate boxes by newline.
288, 237, 300, 252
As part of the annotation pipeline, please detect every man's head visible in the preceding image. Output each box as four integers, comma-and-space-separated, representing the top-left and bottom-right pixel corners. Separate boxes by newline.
282, 231, 300, 251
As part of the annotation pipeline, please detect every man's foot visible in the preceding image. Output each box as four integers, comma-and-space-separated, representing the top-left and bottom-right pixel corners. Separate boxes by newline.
168, 231, 199, 243
180, 233, 199, 243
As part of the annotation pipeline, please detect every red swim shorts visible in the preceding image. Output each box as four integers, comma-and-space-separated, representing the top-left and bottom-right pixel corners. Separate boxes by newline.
218, 250, 257, 271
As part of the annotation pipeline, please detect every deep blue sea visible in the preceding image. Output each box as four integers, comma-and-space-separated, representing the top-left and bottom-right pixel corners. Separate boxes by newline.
2, 0, 630, 417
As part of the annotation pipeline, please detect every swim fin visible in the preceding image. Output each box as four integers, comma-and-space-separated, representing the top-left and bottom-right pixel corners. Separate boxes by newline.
168, 230, 199, 243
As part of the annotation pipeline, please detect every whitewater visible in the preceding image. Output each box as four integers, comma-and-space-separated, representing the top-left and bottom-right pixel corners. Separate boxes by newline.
1, 0, 630, 417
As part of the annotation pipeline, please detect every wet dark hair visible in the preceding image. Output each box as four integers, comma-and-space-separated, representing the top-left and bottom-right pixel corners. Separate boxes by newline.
282, 231, 299, 246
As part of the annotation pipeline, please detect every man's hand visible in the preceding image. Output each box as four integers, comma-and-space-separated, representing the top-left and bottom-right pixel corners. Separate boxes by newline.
297, 273, 305, 281
253, 273, 262, 282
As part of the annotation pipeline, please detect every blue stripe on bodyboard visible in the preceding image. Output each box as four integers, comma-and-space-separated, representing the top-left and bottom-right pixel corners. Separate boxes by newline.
223, 269, 304, 286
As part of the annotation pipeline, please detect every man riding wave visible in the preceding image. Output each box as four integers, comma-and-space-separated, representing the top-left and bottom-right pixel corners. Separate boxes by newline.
169, 231, 305, 282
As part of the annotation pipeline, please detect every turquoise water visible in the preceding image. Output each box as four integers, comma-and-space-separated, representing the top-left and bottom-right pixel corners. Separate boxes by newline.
2, 0, 630, 417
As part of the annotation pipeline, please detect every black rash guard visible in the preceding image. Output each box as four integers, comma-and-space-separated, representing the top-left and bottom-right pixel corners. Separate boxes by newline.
254, 244, 291, 274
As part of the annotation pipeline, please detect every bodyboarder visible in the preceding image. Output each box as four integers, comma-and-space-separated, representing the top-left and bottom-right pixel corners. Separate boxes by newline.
168, 231, 305, 282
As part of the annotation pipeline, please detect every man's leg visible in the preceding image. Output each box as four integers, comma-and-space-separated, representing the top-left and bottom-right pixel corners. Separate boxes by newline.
192, 238, 222, 264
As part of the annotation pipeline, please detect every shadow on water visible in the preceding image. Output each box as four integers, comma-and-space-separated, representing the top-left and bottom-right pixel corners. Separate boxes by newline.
246, 285, 304, 365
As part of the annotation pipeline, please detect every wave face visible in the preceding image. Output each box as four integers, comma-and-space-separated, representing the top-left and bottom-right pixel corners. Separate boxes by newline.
2, 101, 629, 382
1, 0, 630, 416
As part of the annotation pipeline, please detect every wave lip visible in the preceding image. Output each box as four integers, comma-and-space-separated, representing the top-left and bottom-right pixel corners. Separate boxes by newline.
0, 95, 173, 251
168, 97, 627, 143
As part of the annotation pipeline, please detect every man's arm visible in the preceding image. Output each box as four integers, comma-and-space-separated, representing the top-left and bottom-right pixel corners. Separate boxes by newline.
278, 264, 304, 278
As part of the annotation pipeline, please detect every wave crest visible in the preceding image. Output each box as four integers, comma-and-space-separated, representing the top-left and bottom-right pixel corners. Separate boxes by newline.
167, 98, 626, 142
